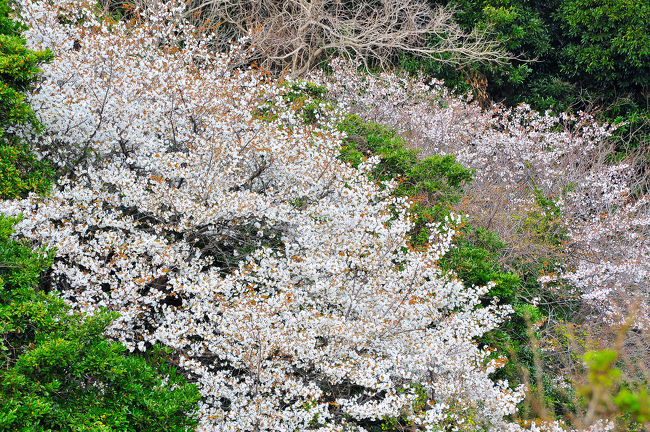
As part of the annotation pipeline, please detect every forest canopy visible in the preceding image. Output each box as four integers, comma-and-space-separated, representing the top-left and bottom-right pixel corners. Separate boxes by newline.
0, 0, 648, 431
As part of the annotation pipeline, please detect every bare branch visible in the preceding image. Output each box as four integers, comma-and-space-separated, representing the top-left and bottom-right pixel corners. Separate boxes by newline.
180, 0, 512, 75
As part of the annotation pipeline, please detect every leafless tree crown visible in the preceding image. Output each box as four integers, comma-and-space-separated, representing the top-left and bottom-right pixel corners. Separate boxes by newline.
176, 0, 510, 74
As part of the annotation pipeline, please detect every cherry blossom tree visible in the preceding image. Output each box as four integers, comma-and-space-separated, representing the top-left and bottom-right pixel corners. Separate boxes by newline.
317, 59, 649, 331
4, 0, 645, 429
2, 1, 527, 430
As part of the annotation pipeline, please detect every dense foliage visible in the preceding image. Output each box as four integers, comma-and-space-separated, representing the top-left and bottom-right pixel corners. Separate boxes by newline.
0, 0, 51, 131
2, 1, 530, 430
319, 56, 648, 429
0, 0, 52, 199
419, 0, 650, 119
0, 0, 647, 431
0, 216, 201, 431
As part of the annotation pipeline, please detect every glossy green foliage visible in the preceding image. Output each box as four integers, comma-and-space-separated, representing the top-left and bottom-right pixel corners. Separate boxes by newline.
0, 0, 52, 132
0, 0, 53, 199
557, 0, 650, 152
0, 0, 22, 36
422, 0, 649, 119
0, 215, 201, 431
441, 225, 520, 303
559, 0, 650, 88
450, 0, 554, 66
419, 0, 560, 107
0, 137, 53, 199
440, 224, 541, 383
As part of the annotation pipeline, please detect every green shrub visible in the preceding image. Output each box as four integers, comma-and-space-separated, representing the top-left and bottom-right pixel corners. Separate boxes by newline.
558, 0, 650, 89
441, 226, 519, 302
416, 1, 650, 120
0, 137, 53, 198
440, 224, 543, 384
0, 0, 54, 199
0, 215, 201, 431
0, 0, 52, 132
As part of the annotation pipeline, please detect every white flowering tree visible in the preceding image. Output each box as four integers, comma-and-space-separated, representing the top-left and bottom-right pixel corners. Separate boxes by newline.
318, 60, 649, 331
1, 1, 530, 430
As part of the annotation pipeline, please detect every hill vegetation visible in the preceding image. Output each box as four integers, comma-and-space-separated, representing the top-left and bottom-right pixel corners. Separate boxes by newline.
1, 0, 648, 431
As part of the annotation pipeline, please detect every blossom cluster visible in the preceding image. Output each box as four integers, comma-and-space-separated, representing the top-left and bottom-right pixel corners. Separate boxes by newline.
3, 1, 529, 430
316, 59, 649, 329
